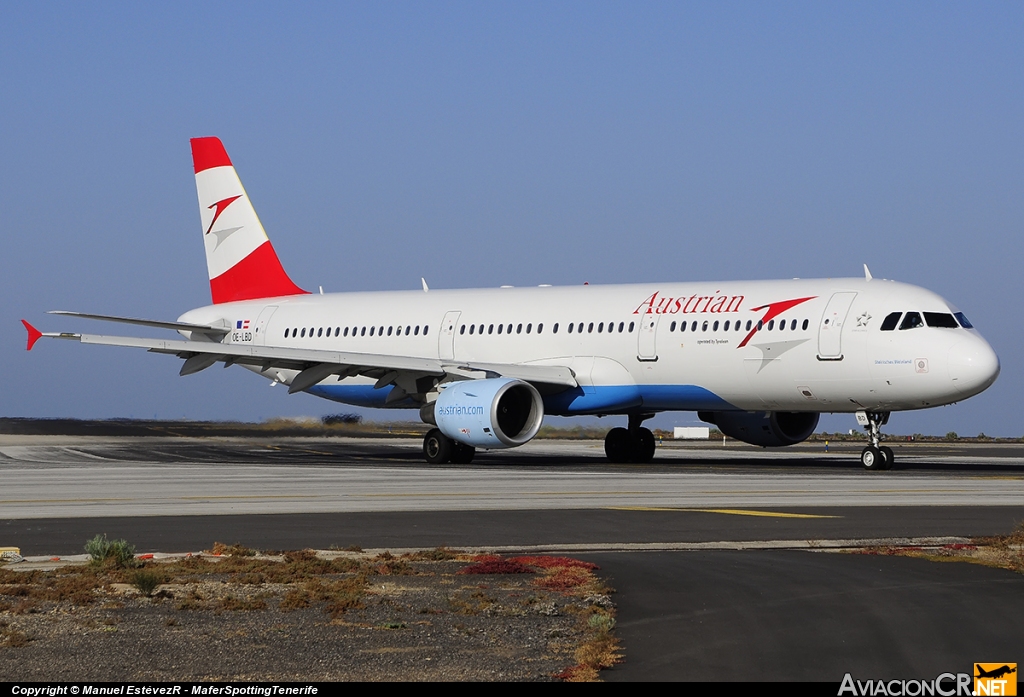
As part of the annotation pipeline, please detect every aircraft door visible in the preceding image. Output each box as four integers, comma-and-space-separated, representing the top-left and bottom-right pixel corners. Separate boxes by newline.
637, 313, 660, 361
253, 305, 278, 346
817, 292, 857, 360
439, 311, 461, 361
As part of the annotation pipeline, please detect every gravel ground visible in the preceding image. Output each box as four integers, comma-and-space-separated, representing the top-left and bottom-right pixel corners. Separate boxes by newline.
0, 552, 619, 682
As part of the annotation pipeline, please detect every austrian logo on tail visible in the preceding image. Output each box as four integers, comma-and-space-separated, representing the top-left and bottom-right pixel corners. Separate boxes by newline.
205, 195, 243, 235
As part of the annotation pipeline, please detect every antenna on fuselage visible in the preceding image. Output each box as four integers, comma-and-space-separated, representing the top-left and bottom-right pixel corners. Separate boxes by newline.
863, 264, 873, 281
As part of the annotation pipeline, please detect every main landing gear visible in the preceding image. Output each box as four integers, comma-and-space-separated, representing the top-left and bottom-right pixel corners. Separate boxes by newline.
423, 428, 475, 465
859, 411, 894, 471
604, 413, 657, 464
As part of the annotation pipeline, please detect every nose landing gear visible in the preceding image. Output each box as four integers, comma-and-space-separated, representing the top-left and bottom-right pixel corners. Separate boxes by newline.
858, 411, 893, 470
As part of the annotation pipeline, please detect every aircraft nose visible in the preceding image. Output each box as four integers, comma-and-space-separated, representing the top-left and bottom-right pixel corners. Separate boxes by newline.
947, 338, 1000, 396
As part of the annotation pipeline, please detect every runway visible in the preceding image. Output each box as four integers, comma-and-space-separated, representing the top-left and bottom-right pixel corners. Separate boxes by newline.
2, 437, 1023, 519
3, 436, 1023, 681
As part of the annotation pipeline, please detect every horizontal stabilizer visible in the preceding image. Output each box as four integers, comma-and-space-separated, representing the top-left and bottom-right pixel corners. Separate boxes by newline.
48, 311, 229, 336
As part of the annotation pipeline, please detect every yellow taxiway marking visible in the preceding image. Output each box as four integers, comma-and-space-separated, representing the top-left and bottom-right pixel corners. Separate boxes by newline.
607, 506, 841, 519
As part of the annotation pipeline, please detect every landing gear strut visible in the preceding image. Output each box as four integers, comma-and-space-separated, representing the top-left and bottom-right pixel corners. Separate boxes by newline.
605, 413, 657, 463
859, 411, 893, 471
423, 428, 475, 465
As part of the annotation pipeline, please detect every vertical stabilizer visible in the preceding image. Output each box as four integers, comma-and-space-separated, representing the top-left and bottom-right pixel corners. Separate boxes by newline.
190, 137, 308, 304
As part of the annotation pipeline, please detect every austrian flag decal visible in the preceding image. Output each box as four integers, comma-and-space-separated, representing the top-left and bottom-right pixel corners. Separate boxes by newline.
236, 319, 250, 330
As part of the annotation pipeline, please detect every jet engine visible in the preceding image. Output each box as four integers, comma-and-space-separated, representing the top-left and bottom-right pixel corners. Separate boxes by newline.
698, 410, 819, 447
431, 378, 545, 449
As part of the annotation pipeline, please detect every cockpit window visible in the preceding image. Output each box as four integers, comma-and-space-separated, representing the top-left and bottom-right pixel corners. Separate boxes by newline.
954, 312, 973, 329
924, 312, 959, 328
880, 312, 902, 331
899, 312, 924, 330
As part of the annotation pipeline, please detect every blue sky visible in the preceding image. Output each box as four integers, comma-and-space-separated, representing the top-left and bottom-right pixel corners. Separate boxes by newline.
2, 3, 1021, 435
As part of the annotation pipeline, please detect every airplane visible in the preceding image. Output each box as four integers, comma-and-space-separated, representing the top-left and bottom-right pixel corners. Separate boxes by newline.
21, 137, 1000, 470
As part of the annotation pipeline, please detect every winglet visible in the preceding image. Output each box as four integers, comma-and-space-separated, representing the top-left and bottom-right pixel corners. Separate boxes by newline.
21, 320, 42, 351
863, 264, 873, 281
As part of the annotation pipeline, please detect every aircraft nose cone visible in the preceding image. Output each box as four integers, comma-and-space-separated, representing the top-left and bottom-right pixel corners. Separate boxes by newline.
948, 339, 1000, 396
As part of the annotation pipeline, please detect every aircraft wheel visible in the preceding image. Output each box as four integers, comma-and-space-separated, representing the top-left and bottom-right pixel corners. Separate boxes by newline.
424, 429, 453, 464
605, 427, 632, 463
634, 427, 656, 463
861, 446, 885, 471
451, 442, 476, 465
880, 446, 895, 470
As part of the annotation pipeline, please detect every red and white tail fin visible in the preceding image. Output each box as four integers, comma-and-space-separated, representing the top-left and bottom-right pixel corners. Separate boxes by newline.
190, 137, 307, 304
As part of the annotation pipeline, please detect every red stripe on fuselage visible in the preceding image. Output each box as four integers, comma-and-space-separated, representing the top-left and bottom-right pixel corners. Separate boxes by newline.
209, 241, 309, 304
191, 137, 233, 174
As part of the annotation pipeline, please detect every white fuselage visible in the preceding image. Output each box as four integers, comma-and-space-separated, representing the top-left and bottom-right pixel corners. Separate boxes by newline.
179, 276, 999, 417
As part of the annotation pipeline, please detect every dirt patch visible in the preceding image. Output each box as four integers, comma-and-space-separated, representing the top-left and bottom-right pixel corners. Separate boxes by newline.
0, 546, 620, 681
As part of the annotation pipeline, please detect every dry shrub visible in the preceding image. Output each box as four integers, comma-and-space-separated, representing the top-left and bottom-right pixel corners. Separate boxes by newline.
1, 628, 31, 648
534, 567, 592, 592
403, 547, 459, 562
214, 594, 268, 612
510, 556, 599, 571
210, 542, 257, 557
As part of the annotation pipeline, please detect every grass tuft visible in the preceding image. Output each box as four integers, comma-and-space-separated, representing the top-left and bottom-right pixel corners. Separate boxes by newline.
85, 535, 138, 569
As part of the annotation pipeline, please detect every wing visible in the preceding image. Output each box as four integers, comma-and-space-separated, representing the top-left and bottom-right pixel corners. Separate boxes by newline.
22, 317, 578, 399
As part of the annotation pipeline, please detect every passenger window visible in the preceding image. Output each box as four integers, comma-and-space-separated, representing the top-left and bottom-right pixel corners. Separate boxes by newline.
588, 322, 594, 333
723, 320, 730, 331
284, 328, 290, 338
460, 325, 466, 335
713, 321, 719, 331
669, 321, 676, 332
423, 326, 429, 335
779, 320, 784, 331
880, 312, 901, 331
300, 328, 306, 338
802, 319, 808, 330
553, 323, 559, 333
680, 321, 686, 333
598, 322, 604, 333
899, 312, 924, 330
360, 327, 366, 336
406, 326, 411, 335
702, 321, 708, 332
924, 312, 959, 328
369, 327, 375, 337
526, 323, 532, 334
538, 323, 543, 334
790, 320, 796, 331
468, 325, 474, 335
387, 326, 393, 336
567, 323, 573, 334
517, 323, 523, 334
618, 322, 624, 333
479, 324, 484, 334
413, 326, 419, 336
578, 323, 584, 333
767, 320, 774, 331
488, 324, 494, 334
954, 312, 973, 329
746, 320, 752, 331
497, 324, 503, 334
757, 320, 763, 331
509, 324, 514, 334
629, 322, 635, 332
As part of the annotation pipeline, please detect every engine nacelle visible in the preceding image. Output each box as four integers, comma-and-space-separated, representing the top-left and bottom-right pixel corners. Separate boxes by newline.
433, 378, 544, 449
698, 410, 819, 447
